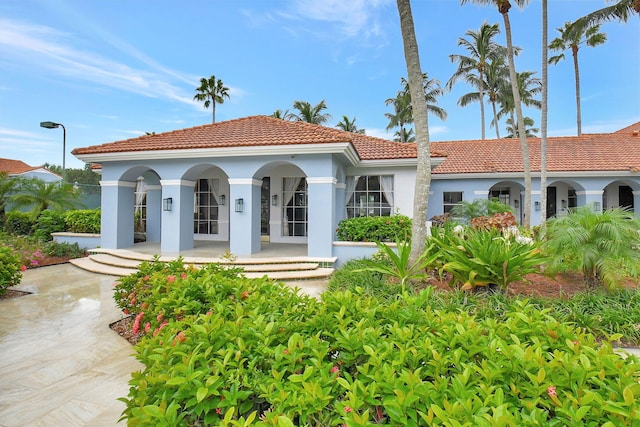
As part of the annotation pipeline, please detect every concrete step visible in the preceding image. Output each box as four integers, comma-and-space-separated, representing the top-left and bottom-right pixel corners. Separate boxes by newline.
70, 257, 137, 277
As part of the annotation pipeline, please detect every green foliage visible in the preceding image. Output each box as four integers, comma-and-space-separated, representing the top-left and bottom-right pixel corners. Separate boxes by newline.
9, 178, 82, 219
4, 211, 34, 235
0, 246, 23, 296
450, 198, 514, 224
544, 206, 640, 290
32, 210, 67, 241
327, 258, 399, 299
354, 239, 440, 293
65, 209, 101, 233
431, 226, 546, 291
42, 241, 85, 258
336, 215, 411, 242
118, 266, 640, 426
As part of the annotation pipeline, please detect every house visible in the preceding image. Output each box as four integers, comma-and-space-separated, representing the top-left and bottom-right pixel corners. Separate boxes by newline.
71, 116, 640, 259
0, 158, 62, 182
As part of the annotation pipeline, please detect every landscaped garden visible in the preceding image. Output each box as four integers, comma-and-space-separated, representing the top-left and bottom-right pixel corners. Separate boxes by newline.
107, 202, 640, 426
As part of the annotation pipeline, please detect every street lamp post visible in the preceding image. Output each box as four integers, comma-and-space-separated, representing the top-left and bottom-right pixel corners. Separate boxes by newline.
40, 121, 66, 181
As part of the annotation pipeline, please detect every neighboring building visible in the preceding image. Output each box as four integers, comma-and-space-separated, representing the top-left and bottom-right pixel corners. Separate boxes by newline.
72, 116, 640, 258
0, 158, 62, 182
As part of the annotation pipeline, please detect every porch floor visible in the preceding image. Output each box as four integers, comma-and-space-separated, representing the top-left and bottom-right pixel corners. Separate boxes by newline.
128, 240, 308, 259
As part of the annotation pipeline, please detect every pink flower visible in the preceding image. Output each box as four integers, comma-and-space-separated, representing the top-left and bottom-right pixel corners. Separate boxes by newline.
215, 408, 222, 415
20, 265, 27, 272
157, 313, 164, 322
330, 366, 340, 375
180, 273, 187, 279
547, 386, 557, 398
283, 349, 290, 355
143, 275, 150, 281
167, 275, 176, 283
132, 312, 144, 334
241, 291, 249, 299
344, 406, 353, 413
144, 322, 151, 333
30, 259, 39, 266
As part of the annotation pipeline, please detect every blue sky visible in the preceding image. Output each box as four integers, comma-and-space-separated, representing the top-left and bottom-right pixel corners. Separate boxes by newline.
1, 0, 638, 169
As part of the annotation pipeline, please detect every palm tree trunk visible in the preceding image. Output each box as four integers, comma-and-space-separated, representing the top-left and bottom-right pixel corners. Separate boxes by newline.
212, 100, 216, 123
491, 101, 501, 138
502, 9, 532, 228
572, 45, 582, 136
540, 0, 549, 224
396, 0, 432, 267
479, 70, 486, 140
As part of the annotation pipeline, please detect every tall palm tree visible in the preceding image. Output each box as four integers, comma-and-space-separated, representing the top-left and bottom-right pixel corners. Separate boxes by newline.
394, 127, 415, 142
401, 75, 448, 121
385, 90, 413, 142
494, 70, 542, 135
484, 57, 510, 138
462, 0, 533, 227
289, 100, 332, 125
540, 0, 549, 224
335, 116, 365, 134
574, 0, 639, 28
396, 0, 432, 266
193, 75, 230, 123
10, 179, 81, 219
447, 22, 503, 140
505, 116, 539, 138
549, 22, 606, 136
271, 109, 294, 120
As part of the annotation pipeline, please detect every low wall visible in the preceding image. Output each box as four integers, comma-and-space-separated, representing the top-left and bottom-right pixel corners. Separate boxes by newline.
332, 241, 397, 267
52, 232, 101, 250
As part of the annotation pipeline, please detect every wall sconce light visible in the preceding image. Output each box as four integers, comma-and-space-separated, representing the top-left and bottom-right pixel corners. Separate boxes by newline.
163, 197, 173, 212
561, 199, 567, 209
593, 201, 601, 211
235, 198, 244, 213
271, 194, 278, 206
534, 201, 541, 211
514, 199, 519, 209
219, 194, 226, 206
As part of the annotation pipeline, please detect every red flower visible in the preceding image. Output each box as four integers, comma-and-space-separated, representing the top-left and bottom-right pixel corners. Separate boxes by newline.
283, 348, 290, 355
215, 408, 222, 415
180, 273, 187, 280
344, 406, 353, 413
330, 366, 340, 375
241, 291, 249, 299
547, 386, 557, 398
20, 265, 27, 271
157, 313, 164, 322
144, 322, 151, 333
132, 312, 144, 334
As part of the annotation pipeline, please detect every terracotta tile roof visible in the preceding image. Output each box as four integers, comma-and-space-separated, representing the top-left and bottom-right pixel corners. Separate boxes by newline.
431, 121, 640, 174
72, 115, 444, 160
0, 158, 41, 175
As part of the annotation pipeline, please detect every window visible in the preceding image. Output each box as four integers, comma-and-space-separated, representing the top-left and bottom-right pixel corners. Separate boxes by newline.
346, 175, 393, 218
490, 188, 510, 205
443, 191, 463, 213
282, 178, 307, 237
194, 179, 220, 235
134, 177, 146, 233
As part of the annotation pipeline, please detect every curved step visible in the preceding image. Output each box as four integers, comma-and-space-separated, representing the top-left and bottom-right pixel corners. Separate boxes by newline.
70, 257, 137, 277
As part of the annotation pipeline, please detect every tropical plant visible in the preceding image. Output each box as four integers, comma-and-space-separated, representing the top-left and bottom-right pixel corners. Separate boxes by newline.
432, 226, 545, 291
449, 198, 513, 223
0, 172, 24, 225
193, 74, 230, 123
573, 0, 639, 29
504, 115, 539, 137
447, 22, 504, 140
0, 246, 23, 295
271, 109, 293, 120
9, 178, 81, 219
396, 0, 432, 266
549, 22, 607, 136
327, 258, 398, 299
400, 74, 447, 122
354, 238, 440, 293
335, 115, 365, 134
289, 100, 332, 124
544, 205, 640, 289
484, 57, 510, 138
540, 0, 549, 224
393, 127, 415, 143
462, 0, 533, 227
493, 70, 542, 137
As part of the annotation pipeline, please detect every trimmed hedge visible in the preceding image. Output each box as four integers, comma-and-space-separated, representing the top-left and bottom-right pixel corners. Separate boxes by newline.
336, 215, 412, 242
65, 209, 100, 233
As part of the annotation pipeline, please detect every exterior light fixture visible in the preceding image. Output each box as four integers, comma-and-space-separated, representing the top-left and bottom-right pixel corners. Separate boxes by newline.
235, 198, 244, 213
534, 201, 541, 211
271, 194, 278, 206
561, 199, 567, 209
593, 201, 601, 211
219, 194, 226, 205
40, 121, 66, 181
163, 197, 173, 211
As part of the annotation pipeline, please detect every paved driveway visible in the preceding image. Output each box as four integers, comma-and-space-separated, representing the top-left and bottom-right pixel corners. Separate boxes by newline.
0, 265, 142, 427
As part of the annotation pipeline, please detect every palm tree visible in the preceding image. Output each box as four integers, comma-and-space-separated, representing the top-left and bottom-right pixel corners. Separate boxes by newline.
484, 57, 510, 138
396, 0, 432, 266
335, 116, 365, 134
271, 109, 294, 120
385, 90, 413, 142
394, 127, 415, 142
10, 179, 81, 219
447, 22, 503, 140
401, 75, 448, 121
549, 22, 606, 136
0, 172, 24, 225
573, 0, 639, 29
289, 100, 332, 125
540, 0, 549, 224
462, 0, 532, 227
505, 116, 539, 138
494, 71, 542, 137
193, 75, 230, 123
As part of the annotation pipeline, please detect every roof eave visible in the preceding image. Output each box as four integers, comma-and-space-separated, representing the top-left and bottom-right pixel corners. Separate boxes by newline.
355, 157, 446, 168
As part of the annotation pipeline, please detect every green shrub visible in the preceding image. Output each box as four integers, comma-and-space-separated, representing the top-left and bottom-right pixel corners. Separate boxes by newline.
328, 258, 399, 299
431, 226, 546, 291
336, 215, 411, 242
450, 198, 513, 224
42, 241, 86, 258
118, 269, 640, 426
4, 211, 34, 235
0, 246, 23, 295
65, 209, 101, 233
32, 210, 67, 241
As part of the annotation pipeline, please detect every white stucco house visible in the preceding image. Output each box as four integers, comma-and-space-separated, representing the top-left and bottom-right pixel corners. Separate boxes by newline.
72, 116, 640, 259
0, 158, 62, 183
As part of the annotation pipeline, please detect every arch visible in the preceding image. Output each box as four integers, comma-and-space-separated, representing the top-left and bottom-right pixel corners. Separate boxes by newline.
603, 179, 638, 212
488, 180, 525, 221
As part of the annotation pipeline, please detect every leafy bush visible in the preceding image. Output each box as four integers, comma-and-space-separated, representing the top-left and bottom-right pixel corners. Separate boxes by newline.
0, 246, 23, 296
431, 226, 546, 291
42, 241, 86, 258
32, 210, 67, 241
328, 258, 401, 300
65, 209, 101, 233
336, 215, 411, 242
544, 206, 640, 289
470, 211, 517, 230
4, 211, 34, 235
0, 231, 45, 268
118, 268, 640, 426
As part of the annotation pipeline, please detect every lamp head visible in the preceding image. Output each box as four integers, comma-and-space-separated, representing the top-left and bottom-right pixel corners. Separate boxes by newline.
40, 121, 60, 129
